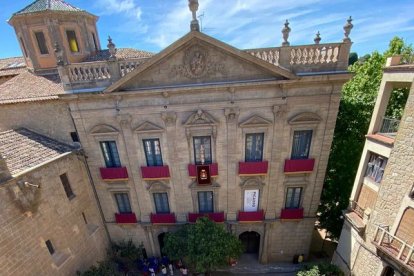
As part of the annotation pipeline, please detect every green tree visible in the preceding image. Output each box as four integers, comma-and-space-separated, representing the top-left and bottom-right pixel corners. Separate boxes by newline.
317, 37, 413, 239
163, 217, 244, 275
297, 263, 344, 276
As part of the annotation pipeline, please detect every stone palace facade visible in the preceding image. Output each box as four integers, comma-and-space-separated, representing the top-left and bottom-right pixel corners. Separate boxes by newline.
0, 0, 353, 274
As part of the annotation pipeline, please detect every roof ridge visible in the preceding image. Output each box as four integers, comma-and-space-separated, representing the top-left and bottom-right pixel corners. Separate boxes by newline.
12, 0, 84, 16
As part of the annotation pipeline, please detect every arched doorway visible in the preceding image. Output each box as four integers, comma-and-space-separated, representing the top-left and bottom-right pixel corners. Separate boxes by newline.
239, 231, 260, 255
381, 266, 395, 276
158, 232, 167, 256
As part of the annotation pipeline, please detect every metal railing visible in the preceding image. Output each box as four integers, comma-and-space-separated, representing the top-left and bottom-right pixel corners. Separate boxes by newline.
380, 117, 400, 134
350, 200, 365, 218
373, 226, 414, 268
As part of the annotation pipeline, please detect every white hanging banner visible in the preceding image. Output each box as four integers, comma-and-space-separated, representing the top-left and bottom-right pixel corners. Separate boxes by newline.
244, 189, 259, 212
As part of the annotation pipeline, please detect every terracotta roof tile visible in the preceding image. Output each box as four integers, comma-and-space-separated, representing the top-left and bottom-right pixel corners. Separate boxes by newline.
84, 48, 154, 62
0, 57, 26, 77
13, 0, 83, 16
0, 71, 63, 104
0, 128, 74, 176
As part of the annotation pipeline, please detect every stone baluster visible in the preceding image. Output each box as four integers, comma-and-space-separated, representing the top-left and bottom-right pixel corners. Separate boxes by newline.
379, 227, 386, 245
281, 20, 291, 46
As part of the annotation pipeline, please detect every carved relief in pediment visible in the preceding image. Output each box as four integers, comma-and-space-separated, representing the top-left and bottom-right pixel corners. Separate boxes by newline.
239, 115, 272, 128
183, 109, 218, 127
170, 44, 226, 79
288, 112, 321, 125
89, 124, 119, 136
134, 121, 164, 133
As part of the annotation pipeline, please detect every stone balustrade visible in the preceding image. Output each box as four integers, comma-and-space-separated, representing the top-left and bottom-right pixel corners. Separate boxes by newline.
245, 41, 350, 73
58, 41, 350, 92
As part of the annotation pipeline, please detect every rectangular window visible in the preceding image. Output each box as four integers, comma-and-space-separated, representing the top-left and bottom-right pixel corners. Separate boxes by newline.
20, 37, 28, 57
92, 32, 98, 52
193, 136, 212, 165
66, 30, 80, 52
153, 193, 170, 214
114, 193, 132, 214
245, 133, 264, 162
70, 132, 79, 142
285, 187, 302, 209
34, 31, 49, 55
45, 240, 55, 255
198, 191, 214, 213
59, 173, 75, 199
82, 212, 88, 224
291, 130, 313, 159
143, 139, 163, 166
365, 153, 387, 183
100, 141, 121, 168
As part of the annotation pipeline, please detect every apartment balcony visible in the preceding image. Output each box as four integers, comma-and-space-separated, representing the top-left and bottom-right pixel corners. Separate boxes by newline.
238, 210, 264, 222
284, 159, 315, 174
280, 208, 304, 220
115, 213, 137, 224
188, 163, 218, 178
238, 161, 268, 176
344, 200, 367, 234
100, 167, 129, 181
373, 226, 414, 274
188, 212, 225, 223
150, 213, 176, 224
141, 165, 170, 180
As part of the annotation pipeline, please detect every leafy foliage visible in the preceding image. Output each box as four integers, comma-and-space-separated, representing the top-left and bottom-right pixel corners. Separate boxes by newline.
78, 240, 144, 276
317, 37, 414, 239
163, 217, 244, 274
297, 263, 344, 276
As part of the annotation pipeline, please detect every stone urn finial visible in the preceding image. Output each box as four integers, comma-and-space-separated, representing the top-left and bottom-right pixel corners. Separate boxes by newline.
314, 31, 321, 44
53, 41, 64, 66
107, 36, 117, 60
189, 0, 200, 32
343, 16, 353, 43
282, 20, 291, 46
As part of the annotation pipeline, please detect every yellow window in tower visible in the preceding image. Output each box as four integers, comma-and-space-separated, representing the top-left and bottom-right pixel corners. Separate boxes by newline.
66, 30, 79, 53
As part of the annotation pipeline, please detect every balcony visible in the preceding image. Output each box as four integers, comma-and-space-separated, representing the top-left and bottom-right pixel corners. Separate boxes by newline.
141, 166, 170, 180
100, 167, 129, 181
373, 226, 414, 273
238, 210, 264, 222
150, 213, 176, 224
188, 212, 225, 223
238, 161, 268, 176
284, 159, 315, 174
379, 117, 400, 138
344, 200, 367, 234
188, 163, 218, 178
280, 208, 304, 220
115, 213, 137, 224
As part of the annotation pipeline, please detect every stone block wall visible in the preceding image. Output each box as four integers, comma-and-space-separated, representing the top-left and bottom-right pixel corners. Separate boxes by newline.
0, 154, 109, 276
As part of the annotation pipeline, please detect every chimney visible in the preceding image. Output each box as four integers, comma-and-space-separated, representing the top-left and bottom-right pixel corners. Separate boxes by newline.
0, 154, 12, 183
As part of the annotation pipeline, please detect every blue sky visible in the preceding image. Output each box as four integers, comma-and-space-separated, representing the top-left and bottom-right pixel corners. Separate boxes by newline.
1, 0, 414, 59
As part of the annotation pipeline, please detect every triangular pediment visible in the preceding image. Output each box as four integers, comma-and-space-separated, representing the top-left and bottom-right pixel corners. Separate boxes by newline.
239, 115, 272, 128
90, 124, 119, 136
134, 121, 164, 133
105, 32, 296, 93
288, 112, 321, 125
184, 109, 218, 127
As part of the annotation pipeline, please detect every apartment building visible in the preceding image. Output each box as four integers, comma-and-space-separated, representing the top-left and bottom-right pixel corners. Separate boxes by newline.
333, 57, 414, 276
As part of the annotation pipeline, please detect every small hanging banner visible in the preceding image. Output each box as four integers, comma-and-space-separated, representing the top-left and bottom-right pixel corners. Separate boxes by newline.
196, 165, 211, 185
244, 189, 259, 212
